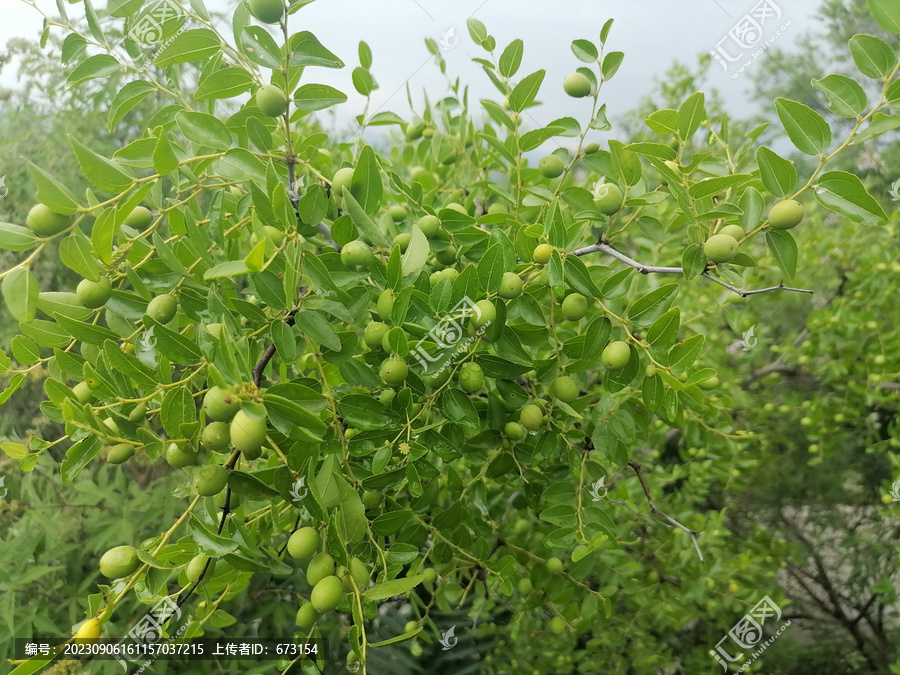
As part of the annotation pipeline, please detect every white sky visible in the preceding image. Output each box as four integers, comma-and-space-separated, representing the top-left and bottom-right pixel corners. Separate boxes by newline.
1, 0, 823, 140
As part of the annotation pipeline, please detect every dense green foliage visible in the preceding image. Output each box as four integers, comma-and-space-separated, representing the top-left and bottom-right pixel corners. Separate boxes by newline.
2, 1, 900, 674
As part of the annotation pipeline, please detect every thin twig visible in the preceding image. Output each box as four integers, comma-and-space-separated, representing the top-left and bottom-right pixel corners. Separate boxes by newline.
627, 460, 704, 563
571, 241, 814, 298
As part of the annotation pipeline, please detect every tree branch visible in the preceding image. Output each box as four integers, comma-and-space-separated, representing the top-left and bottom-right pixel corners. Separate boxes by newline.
627, 460, 704, 563
571, 241, 813, 298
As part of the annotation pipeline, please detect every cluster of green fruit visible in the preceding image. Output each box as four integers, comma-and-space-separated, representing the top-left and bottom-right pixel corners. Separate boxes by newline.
201, 386, 268, 459
703, 199, 804, 264
286, 527, 370, 626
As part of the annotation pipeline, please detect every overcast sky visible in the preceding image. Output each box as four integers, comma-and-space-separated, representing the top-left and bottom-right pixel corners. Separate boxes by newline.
2, 0, 824, 141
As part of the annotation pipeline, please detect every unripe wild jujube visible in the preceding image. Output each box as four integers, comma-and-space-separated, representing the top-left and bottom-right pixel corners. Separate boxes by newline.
380, 356, 408, 387
186, 554, 215, 585
201, 422, 231, 452
76, 277, 111, 308
602, 341, 631, 370
99, 545, 140, 579
551, 376, 578, 403
166, 443, 197, 468
341, 239, 375, 270
73, 381, 94, 404
230, 409, 267, 455
533, 244, 553, 265
539, 154, 566, 179
719, 224, 745, 241
310, 575, 343, 612
415, 214, 441, 237
248, 0, 284, 24
146, 294, 177, 323
473, 299, 496, 328
295, 602, 319, 627
546, 556, 564, 573
499, 272, 523, 299
287, 527, 320, 559
768, 199, 804, 229
504, 422, 526, 440
203, 386, 240, 422
703, 234, 739, 264
563, 72, 592, 98
376, 289, 395, 322
393, 232, 411, 252
458, 362, 485, 393
256, 85, 287, 117
192, 464, 228, 496
561, 293, 588, 321
364, 321, 389, 349
520, 404, 543, 431
123, 206, 152, 229
106, 443, 135, 464
26, 203, 71, 236
306, 552, 335, 586
594, 183, 624, 215
331, 167, 354, 197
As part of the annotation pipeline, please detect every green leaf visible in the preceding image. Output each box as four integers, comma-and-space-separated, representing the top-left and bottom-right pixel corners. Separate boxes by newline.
774, 98, 832, 155
108, 80, 155, 130
0, 223, 38, 252
91, 208, 116, 265
195, 67, 254, 101
466, 18, 489, 47
145, 317, 202, 364
59, 230, 102, 282
868, 0, 900, 34
601, 51, 624, 80
177, 111, 232, 150
239, 26, 282, 69
766, 229, 798, 280
161, 386, 196, 438
53, 313, 118, 345
677, 92, 706, 139
188, 517, 239, 556
477, 243, 505, 292
688, 175, 750, 200
11, 335, 40, 364
294, 310, 342, 351
646, 307, 680, 347
401, 225, 429, 277
849, 34, 896, 79
645, 108, 679, 135
349, 145, 383, 216
271, 321, 297, 362
155, 29, 221, 66
811, 74, 867, 118
153, 130, 180, 176
214, 148, 267, 186
570, 39, 597, 63
2, 268, 39, 323
499, 39, 524, 77
627, 284, 678, 327
27, 161, 79, 215
441, 389, 479, 430
292, 83, 348, 112
61, 436, 101, 485
564, 256, 601, 297
67, 54, 120, 86
669, 334, 704, 371
756, 146, 797, 197
338, 394, 400, 430
509, 69, 545, 112
366, 573, 426, 602
814, 170, 888, 225
681, 244, 706, 280
289, 31, 345, 68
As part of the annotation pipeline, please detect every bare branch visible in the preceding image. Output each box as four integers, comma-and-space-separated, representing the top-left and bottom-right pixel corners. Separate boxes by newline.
628, 460, 704, 563
571, 241, 813, 298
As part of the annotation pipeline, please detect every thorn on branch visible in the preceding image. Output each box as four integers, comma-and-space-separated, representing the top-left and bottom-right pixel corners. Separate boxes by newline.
628, 460, 704, 563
